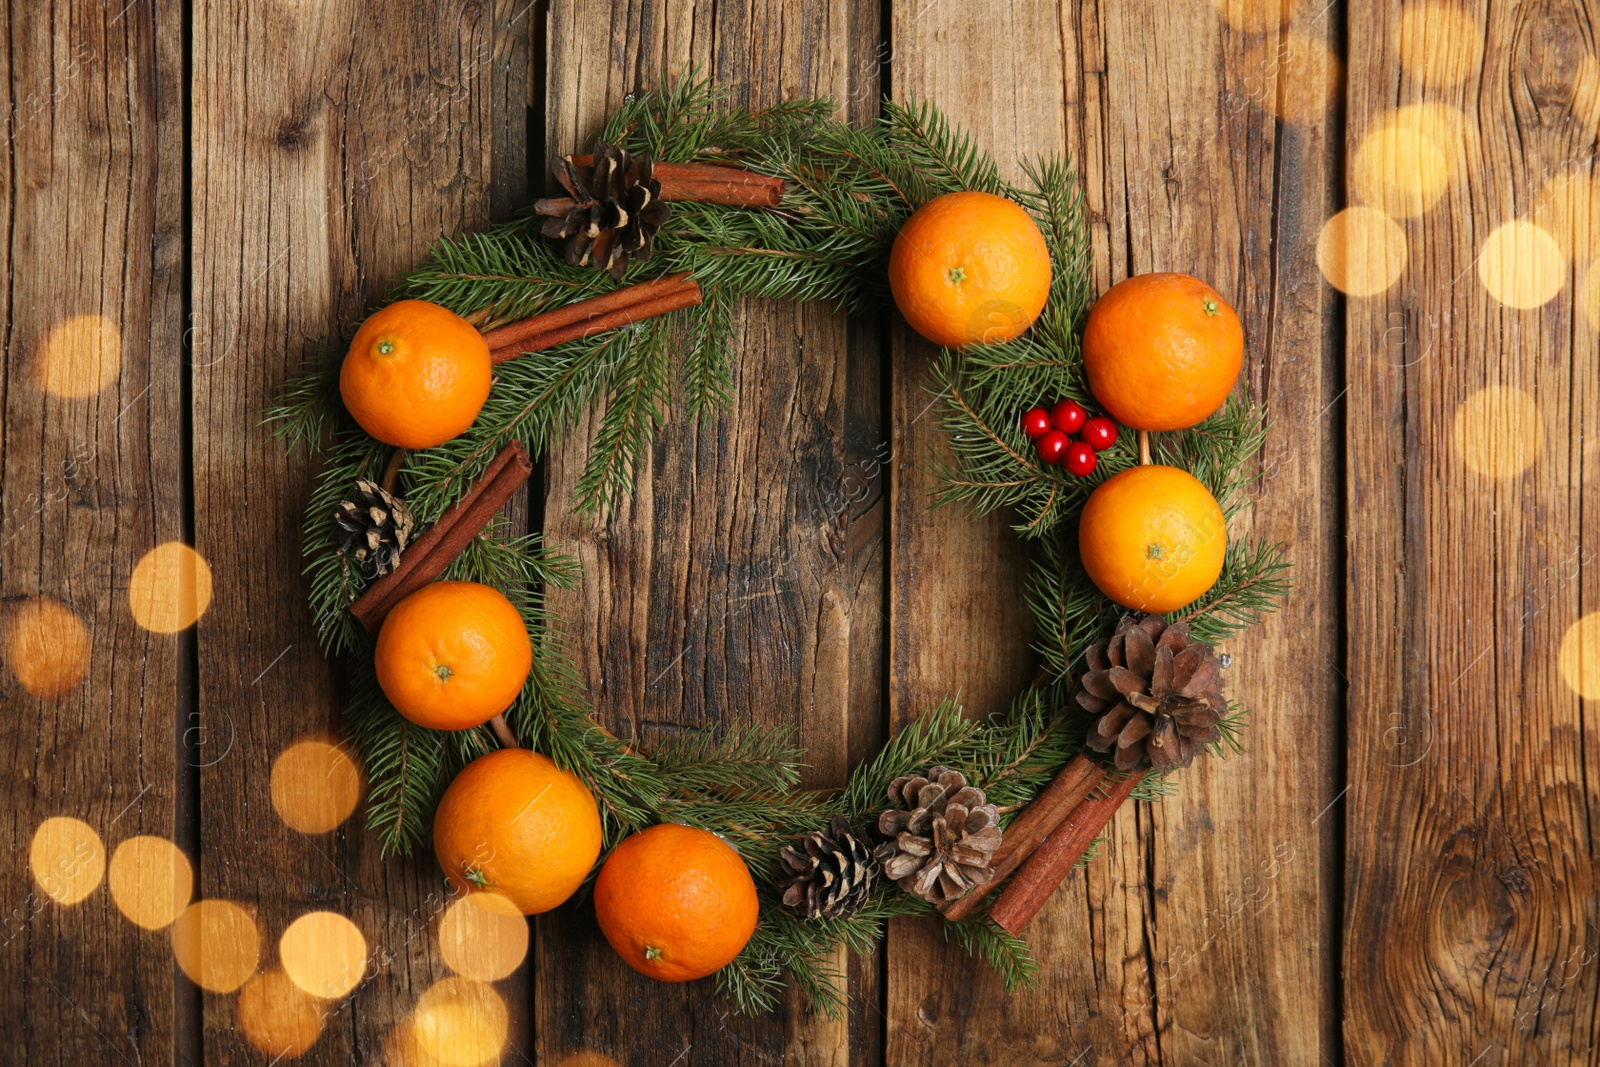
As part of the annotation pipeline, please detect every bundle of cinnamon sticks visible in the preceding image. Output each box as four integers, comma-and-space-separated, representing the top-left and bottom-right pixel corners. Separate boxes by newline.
482, 273, 703, 365
941, 752, 1140, 935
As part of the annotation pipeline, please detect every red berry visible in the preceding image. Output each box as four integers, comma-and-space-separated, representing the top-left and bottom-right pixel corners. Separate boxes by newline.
1021, 407, 1052, 440
1050, 399, 1086, 435
1035, 430, 1070, 464
1063, 440, 1097, 476
1080, 416, 1119, 452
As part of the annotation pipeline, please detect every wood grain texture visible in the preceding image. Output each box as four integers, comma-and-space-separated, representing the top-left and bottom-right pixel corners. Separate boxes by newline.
0, 1, 185, 1063
538, 2, 884, 1063
190, 0, 530, 1060
1342, 2, 1600, 1062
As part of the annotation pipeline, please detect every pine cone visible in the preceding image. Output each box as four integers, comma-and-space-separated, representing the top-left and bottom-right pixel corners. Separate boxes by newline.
779, 815, 878, 920
333, 480, 416, 577
872, 766, 1003, 906
535, 142, 672, 280
1078, 615, 1226, 775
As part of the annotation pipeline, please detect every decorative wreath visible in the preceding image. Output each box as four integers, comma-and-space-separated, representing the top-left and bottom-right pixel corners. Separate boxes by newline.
272, 74, 1290, 1016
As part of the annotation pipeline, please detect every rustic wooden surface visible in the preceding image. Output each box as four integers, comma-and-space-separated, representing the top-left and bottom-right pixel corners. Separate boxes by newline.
2, 1, 1598, 1065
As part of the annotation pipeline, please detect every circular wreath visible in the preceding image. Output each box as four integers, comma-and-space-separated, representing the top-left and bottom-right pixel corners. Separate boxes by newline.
272, 75, 1291, 1016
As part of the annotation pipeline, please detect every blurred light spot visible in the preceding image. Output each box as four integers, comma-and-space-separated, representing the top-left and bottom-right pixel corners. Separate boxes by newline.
1241, 32, 1341, 123
1477, 221, 1566, 309
38, 314, 122, 398
1451, 386, 1542, 478
128, 542, 213, 633
412, 978, 508, 1067
1213, 0, 1285, 32
4, 596, 91, 698
1572, 54, 1600, 134
172, 899, 260, 992
1578, 260, 1600, 329
1532, 172, 1600, 262
280, 911, 367, 999
270, 739, 363, 833
439, 893, 528, 981
108, 836, 192, 930
1316, 208, 1408, 296
1399, 3, 1484, 87
1559, 613, 1600, 699
29, 816, 104, 905
554, 1054, 624, 1067
236, 970, 323, 1059
1352, 114, 1451, 218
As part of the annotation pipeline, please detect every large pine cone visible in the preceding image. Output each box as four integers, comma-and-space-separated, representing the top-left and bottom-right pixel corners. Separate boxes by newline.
333, 480, 416, 577
1078, 615, 1226, 775
872, 766, 1002, 906
779, 815, 878, 920
534, 142, 671, 280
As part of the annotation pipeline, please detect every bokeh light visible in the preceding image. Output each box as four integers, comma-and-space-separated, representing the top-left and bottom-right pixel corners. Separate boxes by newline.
279, 911, 368, 999
1351, 114, 1452, 218
438, 893, 528, 981
38, 314, 122, 398
128, 542, 213, 633
4, 596, 91, 698
412, 978, 508, 1067
108, 836, 193, 929
1451, 386, 1542, 478
1532, 172, 1600, 262
1399, 3, 1484, 87
1316, 207, 1408, 296
270, 739, 364, 833
554, 1054, 625, 1067
1241, 32, 1341, 123
1212, 0, 1285, 32
1477, 220, 1566, 309
1578, 260, 1600, 329
236, 970, 324, 1059
171, 899, 260, 993
29, 816, 105, 905
1559, 613, 1600, 699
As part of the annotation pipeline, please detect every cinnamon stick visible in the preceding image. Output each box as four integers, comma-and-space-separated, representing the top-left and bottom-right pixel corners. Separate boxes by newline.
489, 284, 702, 365
940, 754, 1105, 922
986, 769, 1142, 936
567, 155, 785, 207
349, 442, 533, 632
480, 273, 695, 351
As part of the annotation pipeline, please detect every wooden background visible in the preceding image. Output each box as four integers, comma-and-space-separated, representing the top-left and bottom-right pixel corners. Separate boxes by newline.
1, 0, 1596, 1064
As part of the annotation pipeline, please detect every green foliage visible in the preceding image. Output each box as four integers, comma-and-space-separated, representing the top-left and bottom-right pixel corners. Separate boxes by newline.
268, 70, 1292, 1019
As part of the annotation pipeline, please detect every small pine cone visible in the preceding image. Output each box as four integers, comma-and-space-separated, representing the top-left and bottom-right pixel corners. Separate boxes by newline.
1079, 614, 1226, 775
333, 479, 416, 577
779, 815, 879, 920
872, 766, 1003, 907
534, 142, 672, 280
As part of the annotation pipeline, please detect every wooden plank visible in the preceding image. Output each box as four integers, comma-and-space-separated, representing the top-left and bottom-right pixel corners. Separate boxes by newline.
190, 1, 531, 1060
0, 1, 186, 1063
1342, 2, 1600, 1061
537, 1, 885, 1062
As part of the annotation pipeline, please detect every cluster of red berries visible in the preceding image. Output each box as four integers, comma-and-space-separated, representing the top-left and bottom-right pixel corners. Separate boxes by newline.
1022, 400, 1119, 476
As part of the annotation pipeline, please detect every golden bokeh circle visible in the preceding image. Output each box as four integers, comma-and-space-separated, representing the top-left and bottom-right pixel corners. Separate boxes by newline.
1579, 260, 1600, 329
1240, 32, 1341, 123
171, 899, 261, 993
29, 816, 105, 905
438, 893, 528, 981
236, 970, 324, 1059
270, 740, 364, 834
4, 596, 91, 698
1351, 117, 1451, 219
280, 911, 368, 999
554, 1054, 625, 1067
128, 542, 214, 633
1399, 3, 1484, 88
1451, 386, 1542, 478
108, 836, 193, 930
412, 978, 509, 1067
1316, 207, 1408, 296
1477, 221, 1566, 309
1558, 613, 1600, 699
1532, 173, 1600, 262
38, 314, 122, 398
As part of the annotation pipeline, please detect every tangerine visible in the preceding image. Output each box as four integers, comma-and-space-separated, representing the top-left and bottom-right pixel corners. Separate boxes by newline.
433, 748, 602, 915
339, 299, 492, 448
592, 823, 759, 982
888, 191, 1052, 349
374, 581, 531, 731
1081, 273, 1243, 431
1078, 465, 1227, 613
